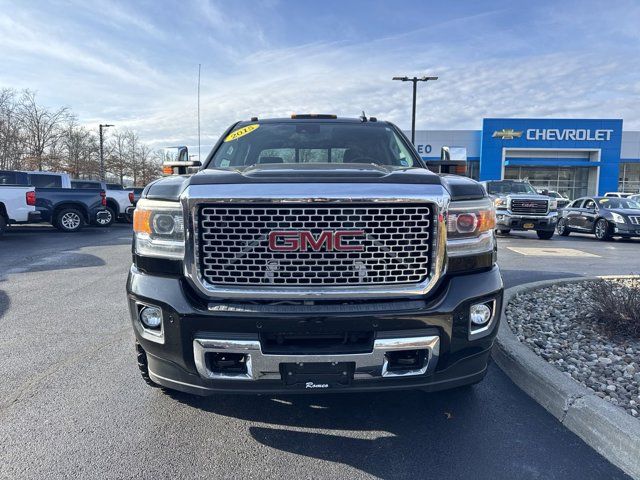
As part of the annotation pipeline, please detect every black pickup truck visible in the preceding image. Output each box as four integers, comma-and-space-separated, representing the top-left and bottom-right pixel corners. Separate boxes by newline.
1, 170, 109, 232
128, 115, 503, 396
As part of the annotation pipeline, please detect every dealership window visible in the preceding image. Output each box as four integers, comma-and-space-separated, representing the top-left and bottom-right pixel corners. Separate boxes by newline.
619, 163, 640, 193
504, 166, 591, 200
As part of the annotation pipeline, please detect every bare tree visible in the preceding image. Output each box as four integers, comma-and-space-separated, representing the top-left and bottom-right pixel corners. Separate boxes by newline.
18, 90, 69, 171
0, 88, 23, 170
106, 129, 132, 184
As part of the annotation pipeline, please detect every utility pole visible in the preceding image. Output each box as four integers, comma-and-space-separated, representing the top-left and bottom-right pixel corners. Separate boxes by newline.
392, 75, 438, 144
99, 124, 114, 181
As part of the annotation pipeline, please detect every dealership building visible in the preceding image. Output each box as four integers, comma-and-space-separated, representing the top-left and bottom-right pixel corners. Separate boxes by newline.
411, 118, 640, 199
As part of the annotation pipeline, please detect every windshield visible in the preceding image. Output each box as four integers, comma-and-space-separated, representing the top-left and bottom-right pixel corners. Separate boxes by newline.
207, 122, 419, 169
597, 198, 640, 209
485, 181, 537, 195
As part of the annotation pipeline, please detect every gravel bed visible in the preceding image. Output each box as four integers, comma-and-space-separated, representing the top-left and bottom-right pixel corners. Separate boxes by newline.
506, 280, 640, 418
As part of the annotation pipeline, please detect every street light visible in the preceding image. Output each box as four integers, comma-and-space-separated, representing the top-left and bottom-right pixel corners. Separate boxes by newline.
392, 75, 438, 144
99, 124, 114, 181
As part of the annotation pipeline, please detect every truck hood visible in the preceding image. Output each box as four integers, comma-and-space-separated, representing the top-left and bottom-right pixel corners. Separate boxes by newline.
143, 164, 486, 202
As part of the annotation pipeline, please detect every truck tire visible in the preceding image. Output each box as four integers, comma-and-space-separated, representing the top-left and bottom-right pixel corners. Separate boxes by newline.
95, 206, 115, 227
556, 218, 570, 236
497, 229, 511, 235
594, 218, 612, 241
136, 342, 160, 388
0, 215, 6, 237
536, 230, 554, 240
54, 208, 83, 232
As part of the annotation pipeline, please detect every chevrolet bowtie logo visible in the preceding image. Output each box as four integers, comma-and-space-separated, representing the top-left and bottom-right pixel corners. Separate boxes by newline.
492, 128, 523, 140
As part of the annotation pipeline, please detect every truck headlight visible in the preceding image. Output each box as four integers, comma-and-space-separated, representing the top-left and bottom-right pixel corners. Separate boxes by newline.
611, 212, 625, 224
447, 199, 496, 258
133, 199, 185, 259
494, 198, 506, 208
549, 199, 558, 211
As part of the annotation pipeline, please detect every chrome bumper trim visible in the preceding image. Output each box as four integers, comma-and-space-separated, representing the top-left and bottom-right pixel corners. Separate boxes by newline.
193, 334, 440, 381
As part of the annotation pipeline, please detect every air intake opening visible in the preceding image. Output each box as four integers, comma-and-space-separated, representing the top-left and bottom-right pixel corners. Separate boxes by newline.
385, 349, 427, 372
206, 352, 248, 375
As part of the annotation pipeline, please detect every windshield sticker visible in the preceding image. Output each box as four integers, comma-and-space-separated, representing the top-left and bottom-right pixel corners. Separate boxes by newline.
224, 124, 259, 142
599, 199, 609, 203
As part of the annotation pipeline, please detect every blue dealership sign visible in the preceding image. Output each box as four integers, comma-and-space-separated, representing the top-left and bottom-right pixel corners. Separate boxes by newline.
479, 118, 623, 194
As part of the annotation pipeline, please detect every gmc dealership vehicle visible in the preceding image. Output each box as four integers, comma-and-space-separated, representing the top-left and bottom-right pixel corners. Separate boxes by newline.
128, 116, 503, 395
481, 179, 557, 239
0, 171, 40, 235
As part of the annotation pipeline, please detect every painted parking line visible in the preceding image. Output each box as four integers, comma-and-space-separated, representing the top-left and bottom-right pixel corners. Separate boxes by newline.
506, 247, 600, 257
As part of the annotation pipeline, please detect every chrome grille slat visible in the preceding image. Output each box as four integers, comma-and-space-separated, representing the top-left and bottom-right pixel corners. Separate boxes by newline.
629, 216, 640, 225
196, 203, 433, 286
510, 199, 549, 215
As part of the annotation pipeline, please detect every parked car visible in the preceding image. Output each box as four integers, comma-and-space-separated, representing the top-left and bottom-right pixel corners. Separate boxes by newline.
71, 180, 133, 226
630, 194, 640, 203
537, 189, 570, 209
2, 170, 109, 232
480, 179, 557, 239
0, 170, 40, 236
557, 196, 640, 240
604, 192, 634, 198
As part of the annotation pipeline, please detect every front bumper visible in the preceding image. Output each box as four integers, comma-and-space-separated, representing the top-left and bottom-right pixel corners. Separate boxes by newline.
496, 210, 558, 231
127, 265, 503, 395
613, 222, 640, 237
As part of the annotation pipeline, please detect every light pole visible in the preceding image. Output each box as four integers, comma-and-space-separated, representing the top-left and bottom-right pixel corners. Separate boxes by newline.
392, 75, 438, 144
99, 124, 114, 181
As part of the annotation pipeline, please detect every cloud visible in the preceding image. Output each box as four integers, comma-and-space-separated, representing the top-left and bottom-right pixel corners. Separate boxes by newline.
0, 0, 639, 155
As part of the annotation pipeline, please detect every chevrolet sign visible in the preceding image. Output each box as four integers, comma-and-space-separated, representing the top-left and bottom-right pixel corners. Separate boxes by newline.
526, 128, 613, 141
492, 129, 523, 140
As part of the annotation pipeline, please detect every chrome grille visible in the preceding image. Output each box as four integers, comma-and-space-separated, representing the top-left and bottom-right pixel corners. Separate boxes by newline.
629, 216, 640, 225
510, 199, 549, 215
196, 203, 433, 286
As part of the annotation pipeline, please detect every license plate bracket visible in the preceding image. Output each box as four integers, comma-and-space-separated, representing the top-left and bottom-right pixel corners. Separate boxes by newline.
280, 362, 355, 389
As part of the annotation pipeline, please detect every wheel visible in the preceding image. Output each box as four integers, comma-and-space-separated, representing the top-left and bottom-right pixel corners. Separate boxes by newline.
594, 218, 612, 241
556, 218, 570, 236
0, 215, 6, 236
95, 206, 115, 227
54, 208, 83, 232
136, 342, 160, 388
536, 230, 554, 240
497, 229, 511, 235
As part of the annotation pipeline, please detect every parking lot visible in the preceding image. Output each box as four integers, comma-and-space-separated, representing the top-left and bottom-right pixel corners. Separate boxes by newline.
0, 225, 637, 479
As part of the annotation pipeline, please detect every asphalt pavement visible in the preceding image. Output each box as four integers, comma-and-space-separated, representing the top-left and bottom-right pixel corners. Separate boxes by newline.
0, 224, 637, 479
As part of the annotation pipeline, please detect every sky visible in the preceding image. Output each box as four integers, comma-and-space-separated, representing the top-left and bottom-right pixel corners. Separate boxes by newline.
1, 0, 640, 156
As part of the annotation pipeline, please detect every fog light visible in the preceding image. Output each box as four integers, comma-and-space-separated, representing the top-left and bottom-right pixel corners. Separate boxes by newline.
470, 303, 492, 326
140, 306, 162, 328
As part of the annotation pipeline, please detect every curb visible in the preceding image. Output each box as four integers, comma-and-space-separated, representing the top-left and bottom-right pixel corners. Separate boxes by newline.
492, 276, 640, 479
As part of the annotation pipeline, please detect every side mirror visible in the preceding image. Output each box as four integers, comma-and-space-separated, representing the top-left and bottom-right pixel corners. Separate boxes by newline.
162, 160, 201, 176
541, 189, 549, 196
160, 146, 201, 175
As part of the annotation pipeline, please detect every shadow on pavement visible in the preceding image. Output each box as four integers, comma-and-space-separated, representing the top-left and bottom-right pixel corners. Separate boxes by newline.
165, 365, 628, 479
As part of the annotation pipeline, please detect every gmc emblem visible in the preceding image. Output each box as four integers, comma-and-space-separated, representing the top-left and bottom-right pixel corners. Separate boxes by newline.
268, 230, 365, 252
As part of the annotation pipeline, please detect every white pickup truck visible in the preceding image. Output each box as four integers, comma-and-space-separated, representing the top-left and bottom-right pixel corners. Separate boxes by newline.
0, 170, 40, 236
70, 180, 133, 226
